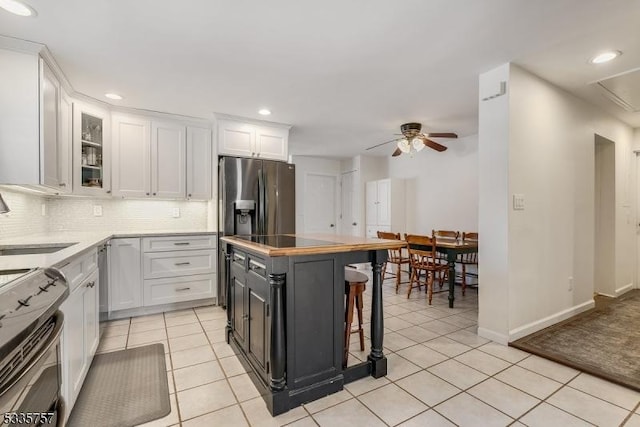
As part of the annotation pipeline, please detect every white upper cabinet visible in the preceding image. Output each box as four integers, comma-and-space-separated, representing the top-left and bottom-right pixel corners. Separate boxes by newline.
112, 114, 211, 200
59, 90, 73, 191
151, 121, 186, 198
217, 118, 289, 161
187, 126, 213, 200
73, 101, 111, 195
112, 114, 151, 198
218, 120, 255, 157
255, 125, 288, 160
0, 49, 71, 191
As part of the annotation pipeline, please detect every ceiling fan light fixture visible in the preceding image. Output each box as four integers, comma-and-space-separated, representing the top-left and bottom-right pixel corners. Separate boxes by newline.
397, 139, 411, 153
412, 137, 425, 152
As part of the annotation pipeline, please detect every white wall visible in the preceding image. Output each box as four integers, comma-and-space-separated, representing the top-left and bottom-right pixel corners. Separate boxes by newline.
387, 134, 478, 234
292, 156, 342, 233
478, 63, 636, 343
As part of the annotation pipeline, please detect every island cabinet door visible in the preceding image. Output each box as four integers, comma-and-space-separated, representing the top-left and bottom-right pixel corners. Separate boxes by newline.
246, 257, 269, 381
231, 274, 247, 347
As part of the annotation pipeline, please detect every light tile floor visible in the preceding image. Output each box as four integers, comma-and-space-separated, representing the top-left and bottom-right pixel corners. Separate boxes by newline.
97, 274, 640, 426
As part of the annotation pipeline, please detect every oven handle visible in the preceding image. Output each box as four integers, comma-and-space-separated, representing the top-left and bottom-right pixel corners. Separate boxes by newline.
0, 311, 64, 399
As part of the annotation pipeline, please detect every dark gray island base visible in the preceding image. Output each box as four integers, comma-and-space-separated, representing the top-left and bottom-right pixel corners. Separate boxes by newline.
221, 234, 405, 416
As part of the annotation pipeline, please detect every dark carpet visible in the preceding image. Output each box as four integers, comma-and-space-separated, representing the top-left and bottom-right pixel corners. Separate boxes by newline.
511, 290, 640, 391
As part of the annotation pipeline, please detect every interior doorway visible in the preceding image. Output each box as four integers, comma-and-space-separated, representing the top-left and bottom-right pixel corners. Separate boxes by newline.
304, 173, 337, 234
594, 135, 615, 296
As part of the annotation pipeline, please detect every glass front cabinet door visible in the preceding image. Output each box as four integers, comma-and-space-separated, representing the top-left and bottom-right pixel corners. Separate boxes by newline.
73, 101, 111, 195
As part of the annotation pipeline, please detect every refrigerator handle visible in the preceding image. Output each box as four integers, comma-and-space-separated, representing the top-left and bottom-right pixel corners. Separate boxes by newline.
258, 168, 265, 235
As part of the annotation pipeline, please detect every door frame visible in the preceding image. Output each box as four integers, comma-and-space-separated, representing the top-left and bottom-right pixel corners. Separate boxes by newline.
303, 172, 340, 234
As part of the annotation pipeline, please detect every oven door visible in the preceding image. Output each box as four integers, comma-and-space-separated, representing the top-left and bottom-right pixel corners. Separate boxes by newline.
0, 312, 64, 427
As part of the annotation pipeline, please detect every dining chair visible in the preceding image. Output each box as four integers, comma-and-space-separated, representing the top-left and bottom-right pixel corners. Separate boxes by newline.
377, 231, 410, 293
404, 234, 448, 304
432, 230, 458, 286
457, 232, 478, 295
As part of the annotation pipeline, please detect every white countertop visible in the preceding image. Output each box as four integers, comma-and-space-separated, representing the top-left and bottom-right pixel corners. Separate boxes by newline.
0, 229, 217, 270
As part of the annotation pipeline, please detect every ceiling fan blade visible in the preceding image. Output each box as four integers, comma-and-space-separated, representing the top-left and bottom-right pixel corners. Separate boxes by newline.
420, 136, 447, 152
366, 137, 404, 151
426, 132, 458, 138
391, 147, 402, 157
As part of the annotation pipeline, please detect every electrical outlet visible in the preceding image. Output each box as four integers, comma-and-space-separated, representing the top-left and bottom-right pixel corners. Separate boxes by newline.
93, 205, 103, 217
172, 207, 180, 218
513, 194, 525, 210
41, 203, 46, 216
568, 276, 573, 291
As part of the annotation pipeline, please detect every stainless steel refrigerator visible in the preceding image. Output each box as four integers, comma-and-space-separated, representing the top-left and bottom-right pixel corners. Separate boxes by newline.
217, 156, 295, 305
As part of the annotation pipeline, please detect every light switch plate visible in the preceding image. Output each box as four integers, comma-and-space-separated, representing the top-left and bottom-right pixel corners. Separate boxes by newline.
172, 207, 180, 218
93, 205, 103, 217
513, 194, 525, 210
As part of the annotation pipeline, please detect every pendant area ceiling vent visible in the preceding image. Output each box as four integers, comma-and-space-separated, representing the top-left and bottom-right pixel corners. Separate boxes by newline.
594, 68, 640, 113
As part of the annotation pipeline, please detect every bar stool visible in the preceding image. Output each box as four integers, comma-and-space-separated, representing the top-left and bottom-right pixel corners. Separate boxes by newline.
344, 268, 368, 367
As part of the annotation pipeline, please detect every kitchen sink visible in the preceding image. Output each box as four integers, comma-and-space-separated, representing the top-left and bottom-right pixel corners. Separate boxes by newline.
0, 243, 77, 256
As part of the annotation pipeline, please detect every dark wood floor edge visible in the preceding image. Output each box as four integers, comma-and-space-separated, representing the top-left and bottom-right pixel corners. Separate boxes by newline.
509, 341, 640, 392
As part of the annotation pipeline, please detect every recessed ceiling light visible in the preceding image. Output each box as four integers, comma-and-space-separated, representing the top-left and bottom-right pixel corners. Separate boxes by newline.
0, 0, 36, 16
105, 93, 123, 100
590, 50, 622, 64
258, 109, 271, 116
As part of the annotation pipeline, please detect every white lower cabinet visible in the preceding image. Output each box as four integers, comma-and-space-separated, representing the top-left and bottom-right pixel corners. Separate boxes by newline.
61, 254, 99, 417
109, 238, 143, 311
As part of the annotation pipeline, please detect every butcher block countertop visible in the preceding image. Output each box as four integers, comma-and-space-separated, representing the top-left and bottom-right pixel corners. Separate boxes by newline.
220, 233, 405, 257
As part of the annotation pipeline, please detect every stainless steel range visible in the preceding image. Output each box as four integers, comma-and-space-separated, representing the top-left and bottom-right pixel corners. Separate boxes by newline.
0, 267, 68, 426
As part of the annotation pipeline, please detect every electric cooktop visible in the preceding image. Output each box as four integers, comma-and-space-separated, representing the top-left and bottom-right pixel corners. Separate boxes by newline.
235, 235, 336, 248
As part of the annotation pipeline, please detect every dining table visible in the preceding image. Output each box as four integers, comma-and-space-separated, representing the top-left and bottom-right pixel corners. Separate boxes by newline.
407, 237, 478, 308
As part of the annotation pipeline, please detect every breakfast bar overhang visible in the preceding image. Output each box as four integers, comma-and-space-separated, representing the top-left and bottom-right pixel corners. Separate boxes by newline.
220, 234, 405, 416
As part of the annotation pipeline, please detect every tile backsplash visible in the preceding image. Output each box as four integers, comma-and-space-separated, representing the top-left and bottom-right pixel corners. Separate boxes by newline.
0, 189, 48, 238
0, 187, 210, 239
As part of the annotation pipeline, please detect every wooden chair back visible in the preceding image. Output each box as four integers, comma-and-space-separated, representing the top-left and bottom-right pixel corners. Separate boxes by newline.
377, 231, 404, 261
432, 230, 459, 240
460, 232, 478, 263
404, 234, 438, 265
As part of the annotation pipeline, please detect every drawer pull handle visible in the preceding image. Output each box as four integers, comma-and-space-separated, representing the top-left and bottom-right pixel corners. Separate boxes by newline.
233, 253, 246, 262
86, 281, 96, 288
249, 260, 266, 271
175, 262, 191, 266
177, 287, 191, 291
174, 242, 190, 246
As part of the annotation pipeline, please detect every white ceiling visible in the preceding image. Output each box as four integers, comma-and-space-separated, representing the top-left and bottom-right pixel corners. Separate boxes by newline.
1, 0, 639, 157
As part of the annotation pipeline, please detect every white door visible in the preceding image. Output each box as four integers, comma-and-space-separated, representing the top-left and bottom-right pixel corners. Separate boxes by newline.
377, 179, 391, 226
151, 121, 186, 198
112, 115, 151, 197
186, 126, 212, 200
304, 173, 337, 234
61, 287, 85, 408
83, 270, 100, 362
58, 90, 72, 192
341, 171, 358, 236
365, 180, 378, 225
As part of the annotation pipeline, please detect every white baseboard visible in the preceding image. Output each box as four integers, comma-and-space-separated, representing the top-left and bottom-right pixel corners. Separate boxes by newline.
477, 327, 509, 345
615, 282, 634, 297
508, 299, 595, 342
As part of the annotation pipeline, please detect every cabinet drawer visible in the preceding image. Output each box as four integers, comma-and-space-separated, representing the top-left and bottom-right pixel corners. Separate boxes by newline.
143, 249, 215, 279
143, 235, 216, 252
247, 255, 267, 278
61, 249, 98, 292
144, 274, 215, 306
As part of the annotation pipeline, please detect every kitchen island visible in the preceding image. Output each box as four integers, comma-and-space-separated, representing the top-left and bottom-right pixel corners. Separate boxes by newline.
220, 234, 405, 416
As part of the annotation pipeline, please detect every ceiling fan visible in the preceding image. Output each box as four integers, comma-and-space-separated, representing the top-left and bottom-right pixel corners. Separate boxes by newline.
366, 123, 458, 157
